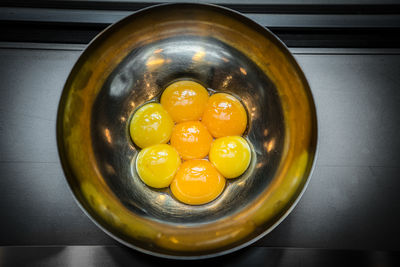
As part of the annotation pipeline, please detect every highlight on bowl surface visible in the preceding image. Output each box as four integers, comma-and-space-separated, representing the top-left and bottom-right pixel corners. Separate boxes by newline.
130, 80, 252, 205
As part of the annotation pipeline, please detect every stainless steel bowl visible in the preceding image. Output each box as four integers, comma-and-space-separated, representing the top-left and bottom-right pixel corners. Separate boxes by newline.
57, 3, 317, 259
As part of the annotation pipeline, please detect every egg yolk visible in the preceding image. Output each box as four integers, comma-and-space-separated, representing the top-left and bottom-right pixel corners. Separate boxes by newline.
170, 121, 213, 160
209, 136, 251, 178
136, 144, 181, 188
202, 93, 247, 138
170, 159, 225, 205
130, 103, 174, 149
160, 80, 209, 123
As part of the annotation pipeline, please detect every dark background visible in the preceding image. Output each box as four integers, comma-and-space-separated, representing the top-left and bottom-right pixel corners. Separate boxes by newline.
0, 0, 400, 266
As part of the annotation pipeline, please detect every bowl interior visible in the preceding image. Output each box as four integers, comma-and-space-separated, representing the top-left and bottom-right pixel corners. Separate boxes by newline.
57, 3, 317, 258
91, 35, 284, 224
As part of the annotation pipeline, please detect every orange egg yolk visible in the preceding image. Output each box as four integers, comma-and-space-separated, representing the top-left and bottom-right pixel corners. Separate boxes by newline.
160, 80, 209, 123
170, 159, 225, 205
170, 121, 213, 160
202, 93, 247, 138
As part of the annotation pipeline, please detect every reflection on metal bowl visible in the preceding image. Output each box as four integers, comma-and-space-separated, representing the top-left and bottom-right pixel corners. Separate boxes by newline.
57, 3, 317, 259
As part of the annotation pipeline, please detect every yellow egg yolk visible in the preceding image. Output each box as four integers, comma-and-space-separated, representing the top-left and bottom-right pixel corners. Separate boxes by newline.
130, 103, 173, 149
170, 159, 225, 205
170, 121, 213, 160
209, 136, 251, 178
136, 144, 181, 188
202, 93, 247, 138
160, 80, 209, 123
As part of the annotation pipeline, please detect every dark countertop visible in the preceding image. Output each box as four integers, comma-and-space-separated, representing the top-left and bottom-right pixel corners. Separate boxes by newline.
1, 0, 400, 265
0, 44, 400, 265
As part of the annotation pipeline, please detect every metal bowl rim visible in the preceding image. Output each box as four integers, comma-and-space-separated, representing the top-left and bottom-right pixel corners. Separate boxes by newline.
56, 2, 319, 260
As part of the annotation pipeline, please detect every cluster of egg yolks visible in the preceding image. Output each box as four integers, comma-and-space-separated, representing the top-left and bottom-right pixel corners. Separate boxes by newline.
170, 160, 225, 205
171, 121, 213, 160
130, 80, 251, 205
161, 80, 209, 123
209, 136, 251, 179
202, 93, 247, 138
136, 144, 181, 188
130, 103, 173, 149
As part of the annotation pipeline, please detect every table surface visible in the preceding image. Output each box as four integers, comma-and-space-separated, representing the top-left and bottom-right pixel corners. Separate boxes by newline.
0, 42, 400, 265
1, 2, 400, 265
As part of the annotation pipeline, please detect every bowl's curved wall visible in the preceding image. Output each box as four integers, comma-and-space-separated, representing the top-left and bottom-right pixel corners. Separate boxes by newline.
57, 3, 317, 259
